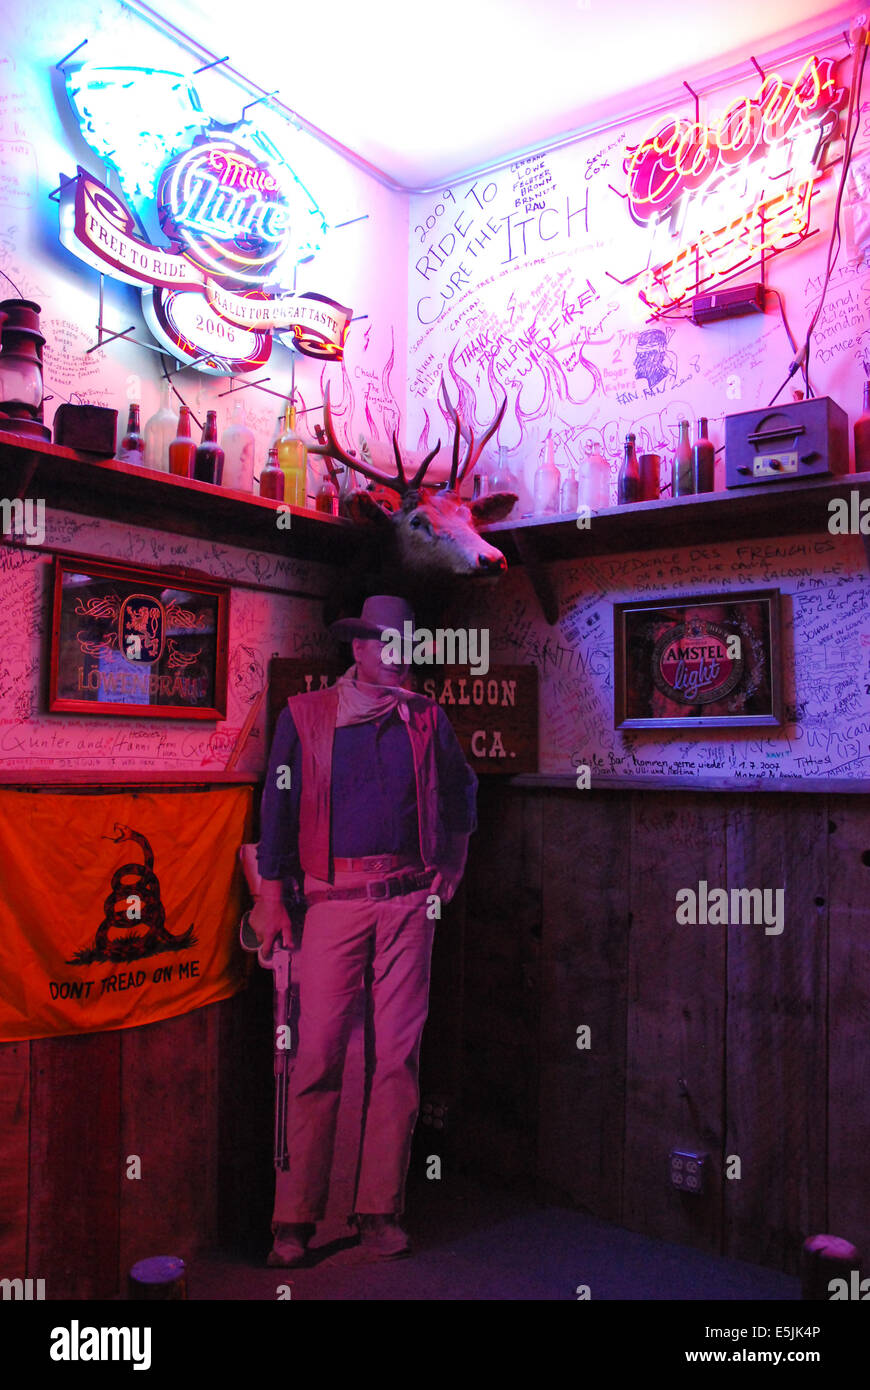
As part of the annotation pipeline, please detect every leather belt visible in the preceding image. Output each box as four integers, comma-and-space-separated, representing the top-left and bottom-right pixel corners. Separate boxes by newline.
332, 854, 419, 873
306, 868, 434, 904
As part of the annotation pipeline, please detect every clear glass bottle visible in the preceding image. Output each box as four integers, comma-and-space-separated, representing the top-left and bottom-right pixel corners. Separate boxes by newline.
584, 438, 612, 508
559, 462, 579, 514
672, 418, 694, 497
488, 445, 517, 516
259, 444, 285, 500
143, 381, 177, 472
168, 405, 196, 478
194, 409, 224, 485
277, 403, 308, 507
221, 400, 256, 492
617, 432, 642, 504
855, 379, 870, 472
533, 434, 561, 514
118, 403, 145, 465
692, 417, 715, 494
472, 447, 495, 499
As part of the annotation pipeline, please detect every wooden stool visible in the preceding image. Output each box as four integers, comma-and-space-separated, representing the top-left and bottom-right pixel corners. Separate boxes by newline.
128, 1255, 187, 1300
801, 1234, 861, 1300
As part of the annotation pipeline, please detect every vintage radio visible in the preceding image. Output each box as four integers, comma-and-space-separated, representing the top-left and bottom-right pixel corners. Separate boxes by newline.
725, 396, 850, 488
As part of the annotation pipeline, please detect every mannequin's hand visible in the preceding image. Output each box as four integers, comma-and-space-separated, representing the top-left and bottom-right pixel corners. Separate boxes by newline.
248, 896, 293, 958
430, 865, 463, 905
430, 834, 470, 906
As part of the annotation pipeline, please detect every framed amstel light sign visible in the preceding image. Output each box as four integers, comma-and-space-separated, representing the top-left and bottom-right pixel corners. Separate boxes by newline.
57, 64, 352, 372
613, 589, 783, 729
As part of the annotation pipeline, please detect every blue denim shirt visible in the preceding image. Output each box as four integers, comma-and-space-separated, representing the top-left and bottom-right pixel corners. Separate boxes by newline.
257, 703, 477, 881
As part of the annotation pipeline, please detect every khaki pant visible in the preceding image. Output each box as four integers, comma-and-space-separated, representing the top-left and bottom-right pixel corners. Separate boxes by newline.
273, 866, 436, 1224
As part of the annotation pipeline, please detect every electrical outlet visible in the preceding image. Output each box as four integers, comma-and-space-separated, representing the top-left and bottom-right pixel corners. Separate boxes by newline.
420, 1094, 450, 1132
669, 1148, 708, 1194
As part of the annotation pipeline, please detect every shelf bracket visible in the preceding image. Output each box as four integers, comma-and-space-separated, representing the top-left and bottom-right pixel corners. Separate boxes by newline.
509, 528, 560, 625
1, 449, 40, 502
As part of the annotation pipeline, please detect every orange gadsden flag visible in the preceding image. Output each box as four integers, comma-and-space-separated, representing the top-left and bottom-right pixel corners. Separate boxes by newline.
0, 786, 254, 1041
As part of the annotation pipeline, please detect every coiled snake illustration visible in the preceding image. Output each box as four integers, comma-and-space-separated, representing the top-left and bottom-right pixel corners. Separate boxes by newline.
68, 822, 196, 965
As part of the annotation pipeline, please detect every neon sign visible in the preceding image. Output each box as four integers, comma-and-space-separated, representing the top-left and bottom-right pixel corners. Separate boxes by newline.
158, 142, 291, 284
617, 56, 847, 318
58, 65, 351, 372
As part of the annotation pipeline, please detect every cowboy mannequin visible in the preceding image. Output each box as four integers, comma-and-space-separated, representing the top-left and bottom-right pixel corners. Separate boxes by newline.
249, 595, 478, 1265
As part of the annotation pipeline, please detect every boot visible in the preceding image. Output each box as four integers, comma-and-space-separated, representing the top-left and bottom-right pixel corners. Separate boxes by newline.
267, 1221, 315, 1267
356, 1213, 411, 1259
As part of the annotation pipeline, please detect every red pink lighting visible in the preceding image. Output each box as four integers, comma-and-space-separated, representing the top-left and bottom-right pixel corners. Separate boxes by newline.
620, 56, 847, 316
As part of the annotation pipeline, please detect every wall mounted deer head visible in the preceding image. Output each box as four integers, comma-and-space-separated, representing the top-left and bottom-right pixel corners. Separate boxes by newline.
309, 379, 518, 580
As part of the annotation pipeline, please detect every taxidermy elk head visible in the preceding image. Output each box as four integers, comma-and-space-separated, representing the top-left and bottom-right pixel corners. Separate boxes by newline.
309, 379, 518, 580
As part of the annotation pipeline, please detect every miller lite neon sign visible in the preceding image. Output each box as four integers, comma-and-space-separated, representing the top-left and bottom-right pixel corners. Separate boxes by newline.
58, 65, 351, 372
618, 56, 848, 318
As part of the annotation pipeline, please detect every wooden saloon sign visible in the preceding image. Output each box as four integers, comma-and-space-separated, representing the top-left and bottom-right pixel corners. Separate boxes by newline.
268, 660, 538, 774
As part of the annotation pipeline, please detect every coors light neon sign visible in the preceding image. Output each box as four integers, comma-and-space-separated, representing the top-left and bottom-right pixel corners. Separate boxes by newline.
619, 56, 848, 317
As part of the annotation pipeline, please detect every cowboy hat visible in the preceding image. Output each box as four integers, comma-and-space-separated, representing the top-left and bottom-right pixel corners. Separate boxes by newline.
328, 595, 417, 642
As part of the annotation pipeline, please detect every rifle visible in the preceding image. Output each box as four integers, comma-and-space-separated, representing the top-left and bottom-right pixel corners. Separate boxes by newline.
237, 844, 302, 1171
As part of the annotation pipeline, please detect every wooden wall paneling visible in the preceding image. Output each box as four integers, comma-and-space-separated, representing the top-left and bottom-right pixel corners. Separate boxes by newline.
119, 1009, 215, 1285
28, 1033, 121, 1300
723, 795, 828, 1275
461, 785, 542, 1181
623, 793, 727, 1253
418, 885, 466, 1145
537, 791, 631, 1222
217, 970, 274, 1256
826, 795, 870, 1269
0, 1041, 30, 1278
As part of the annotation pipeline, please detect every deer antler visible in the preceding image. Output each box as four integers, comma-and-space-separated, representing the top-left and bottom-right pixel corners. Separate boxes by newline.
439, 378, 508, 490
309, 382, 441, 498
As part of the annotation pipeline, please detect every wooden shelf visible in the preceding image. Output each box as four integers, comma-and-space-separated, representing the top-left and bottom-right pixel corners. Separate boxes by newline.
0, 771, 260, 787
0, 428, 365, 564
3, 429, 866, 583
481, 470, 870, 562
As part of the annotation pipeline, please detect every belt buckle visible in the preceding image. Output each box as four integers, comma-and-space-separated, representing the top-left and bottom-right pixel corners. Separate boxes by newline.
367, 879, 390, 900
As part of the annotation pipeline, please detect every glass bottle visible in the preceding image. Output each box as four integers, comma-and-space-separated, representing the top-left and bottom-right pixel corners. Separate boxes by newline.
118, 403, 145, 465
692, 417, 715, 494
559, 462, 579, 514
488, 445, 517, 516
143, 382, 177, 472
472, 446, 496, 499
617, 432, 642, 504
855, 379, 870, 472
259, 445, 285, 501
194, 410, 224, 485
277, 403, 308, 507
168, 406, 196, 478
221, 400, 256, 492
672, 418, 694, 497
533, 434, 561, 514
585, 438, 612, 508
315, 469, 340, 514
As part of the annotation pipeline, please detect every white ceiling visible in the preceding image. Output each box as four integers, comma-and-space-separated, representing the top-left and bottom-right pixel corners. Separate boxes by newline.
152, 0, 854, 186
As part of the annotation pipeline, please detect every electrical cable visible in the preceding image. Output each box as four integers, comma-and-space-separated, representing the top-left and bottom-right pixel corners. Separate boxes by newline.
769, 29, 868, 408
800, 25, 868, 370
